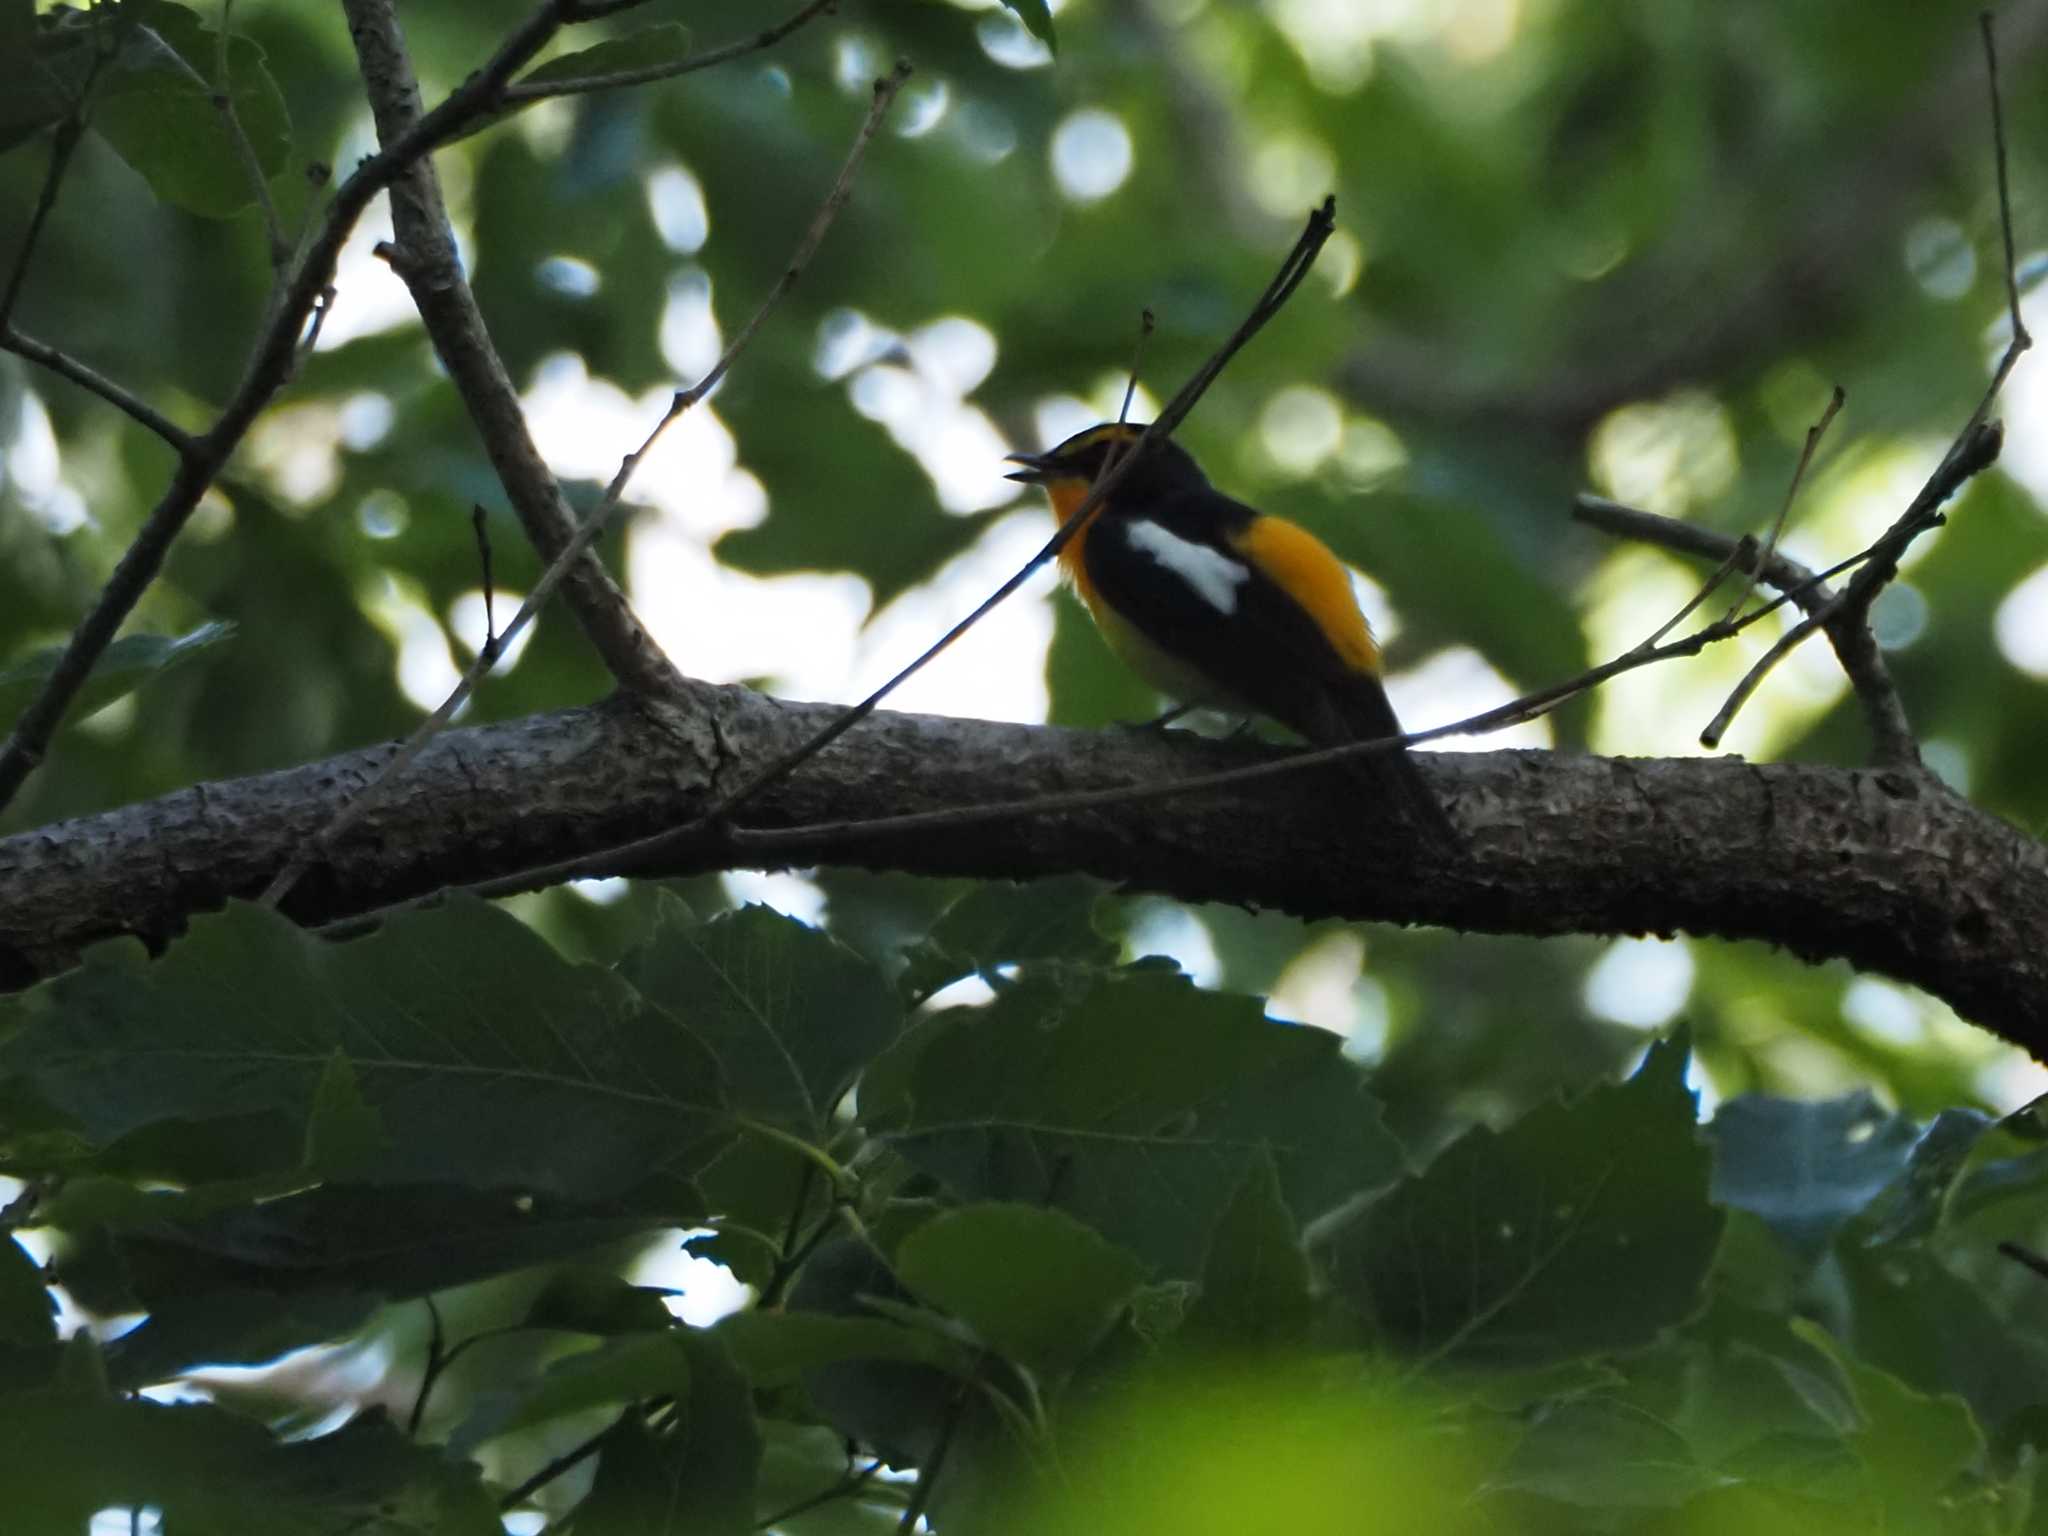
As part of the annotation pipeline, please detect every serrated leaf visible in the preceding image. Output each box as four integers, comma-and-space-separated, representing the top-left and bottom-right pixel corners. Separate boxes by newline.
880, 969, 1404, 1276
1183, 1150, 1312, 1351
619, 899, 896, 1139
1496, 1397, 1727, 1508
0, 5, 103, 153
1707, 1092, 1918, 1264
897, 875, 1114, 1002
0, 898, 728, 1199
896, 1203, 1147, 1377
1790, 1318, 1986, 1519
516, 22, 694, 90
0, 620, 233, 734
1322, 1034, 1721, 1369
0, 1235, 54, 1347
91, 1, 292, 219
571, 1330, 761, 1536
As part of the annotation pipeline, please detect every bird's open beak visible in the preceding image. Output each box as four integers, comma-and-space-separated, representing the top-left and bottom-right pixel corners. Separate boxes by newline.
1004, 450, 1054, 485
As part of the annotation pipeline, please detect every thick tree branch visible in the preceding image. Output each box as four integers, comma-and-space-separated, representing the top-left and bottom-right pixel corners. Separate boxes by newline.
2, 689, 2044, 1060
342, 0, 680, 699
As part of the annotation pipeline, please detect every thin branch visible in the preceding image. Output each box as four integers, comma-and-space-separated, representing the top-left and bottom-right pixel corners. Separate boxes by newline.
498, 1415, 618, 1511
255, 59, 912, 911
1724, 384, 1844, 622
1698, 420, 2002, 752
0, 40, 107, 332
1575, 496, 1919, 764
207, 0, 289, 269
0, 327, 195, 454
755, 1458, 888, 1531
406, 1295, 446, 1437
499, 0, 839, 104
1982, 10, 2031, 356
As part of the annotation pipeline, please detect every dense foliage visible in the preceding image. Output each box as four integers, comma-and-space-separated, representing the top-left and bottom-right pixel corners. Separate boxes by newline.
5, 0, 2048, 1530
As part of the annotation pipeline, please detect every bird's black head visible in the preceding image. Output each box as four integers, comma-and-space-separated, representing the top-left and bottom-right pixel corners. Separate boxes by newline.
1004, 423, 1210, 502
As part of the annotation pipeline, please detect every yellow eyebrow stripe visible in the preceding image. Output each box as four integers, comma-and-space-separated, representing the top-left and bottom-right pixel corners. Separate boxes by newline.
1230, 516, 1381, 675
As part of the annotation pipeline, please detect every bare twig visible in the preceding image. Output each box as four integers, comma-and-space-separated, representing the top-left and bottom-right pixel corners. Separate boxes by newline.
1576, 496, 1920, 764
1698, 421, 2002, 751
1724, 384, 1844, 621
0, 327, 194, 454
1999, 1240, 2048, 1283
255, 61, 912, 910
471, 505, 500, 662
1119, 308, 1156, 425
499, 0, 838, 104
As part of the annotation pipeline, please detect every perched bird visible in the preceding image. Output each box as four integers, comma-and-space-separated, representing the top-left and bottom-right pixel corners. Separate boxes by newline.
1006, 422, 1454, 842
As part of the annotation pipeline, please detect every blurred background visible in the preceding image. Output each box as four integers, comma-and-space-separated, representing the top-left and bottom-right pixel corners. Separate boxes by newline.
5, 0, 2048, 1140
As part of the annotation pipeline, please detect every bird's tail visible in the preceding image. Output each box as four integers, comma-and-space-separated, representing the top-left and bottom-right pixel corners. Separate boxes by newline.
1300, 674, 1460, 848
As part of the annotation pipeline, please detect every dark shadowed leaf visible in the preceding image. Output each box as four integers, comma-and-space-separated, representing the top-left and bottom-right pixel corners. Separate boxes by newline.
712, 1309, 974, 1388
880, 969, 1403, 1275
0, 1362, 498, 1535
0, 621, 234, 734
0, 898, 728, 1198
1322, 1035, 1719, 1368
570, 1329, 761, 1536
618, 897, 897, 1137
1183, 1150, 1312, 1352
897, 874, 1115, 1002
0, 1235, 53, 1347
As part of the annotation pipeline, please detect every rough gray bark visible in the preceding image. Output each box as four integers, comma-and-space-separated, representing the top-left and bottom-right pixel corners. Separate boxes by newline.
2, 681, 2042, 1059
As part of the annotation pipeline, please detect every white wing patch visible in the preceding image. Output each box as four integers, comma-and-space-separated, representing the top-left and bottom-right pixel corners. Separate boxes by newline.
1122, 520, 1249, 615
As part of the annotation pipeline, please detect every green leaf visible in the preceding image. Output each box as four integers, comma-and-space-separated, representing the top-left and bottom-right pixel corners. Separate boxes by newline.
0, 898, 728, 1198
0, 621, 233, 734
880, 969, 1404, 1275
1182, 1150, 1312, 1352
1707, 1091, 1918, 1263
896, 1203, 1147, 1376
456, 1331, 690, 1451
0, 5, 101, 153
897, 875, 1115, 1002
0, 1382, 499, 1535
1495, 1397, 1726, 1508
711, 1310, 975, 1389
91, 0, 293, 219
66, 1183, 671, 1386
0, 1235, 54, 1347
302, 1050, 389, 1180
999, 0, 1056, 52
1791, 1319, 1986, 1520
517, 23, 694, 90
1322, 1034, 1721, 1368
618, 898, 897, 1138
572, 1330, 762, 1536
